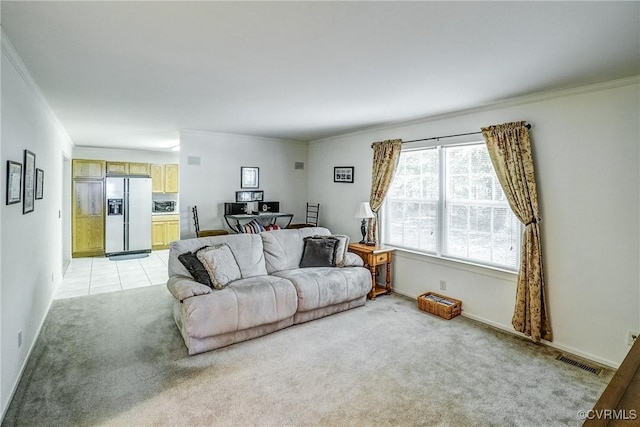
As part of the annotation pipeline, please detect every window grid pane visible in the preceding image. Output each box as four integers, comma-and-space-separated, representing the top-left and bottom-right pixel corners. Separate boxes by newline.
386, 149, 438, 253
384, 143, 520, 270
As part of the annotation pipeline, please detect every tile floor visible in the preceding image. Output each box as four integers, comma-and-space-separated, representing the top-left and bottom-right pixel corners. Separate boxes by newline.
55, 250, 170, 300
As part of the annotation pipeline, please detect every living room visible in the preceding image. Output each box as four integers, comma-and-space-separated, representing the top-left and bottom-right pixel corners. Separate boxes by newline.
1, 1, 639, 425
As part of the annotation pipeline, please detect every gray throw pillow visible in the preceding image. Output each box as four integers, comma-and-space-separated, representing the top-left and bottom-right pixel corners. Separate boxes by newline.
196, 244, 242, 289
312, 234, 350, 267
299, 236, 339, 268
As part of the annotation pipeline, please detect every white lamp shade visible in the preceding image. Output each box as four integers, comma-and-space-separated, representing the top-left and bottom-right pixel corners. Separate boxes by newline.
355, 202, 375, 219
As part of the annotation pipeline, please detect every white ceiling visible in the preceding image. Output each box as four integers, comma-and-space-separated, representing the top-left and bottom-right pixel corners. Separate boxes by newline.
2, 1, 639, 151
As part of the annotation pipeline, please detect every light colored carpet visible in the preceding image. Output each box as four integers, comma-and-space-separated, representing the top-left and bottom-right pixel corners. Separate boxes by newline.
2, 285, 611, 426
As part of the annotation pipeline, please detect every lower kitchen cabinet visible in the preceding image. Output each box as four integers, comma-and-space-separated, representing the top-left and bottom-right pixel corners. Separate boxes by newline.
152, 215, 180, 250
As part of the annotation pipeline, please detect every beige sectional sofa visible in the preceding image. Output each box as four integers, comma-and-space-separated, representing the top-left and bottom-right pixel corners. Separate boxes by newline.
167, 227, 371, 355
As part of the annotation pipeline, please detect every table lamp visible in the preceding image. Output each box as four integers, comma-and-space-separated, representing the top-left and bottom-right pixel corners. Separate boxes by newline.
355, 202, 375, 245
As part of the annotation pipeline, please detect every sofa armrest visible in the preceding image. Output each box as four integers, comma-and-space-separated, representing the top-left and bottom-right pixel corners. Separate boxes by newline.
167, 275, 212, 302
343, 252, 364, 267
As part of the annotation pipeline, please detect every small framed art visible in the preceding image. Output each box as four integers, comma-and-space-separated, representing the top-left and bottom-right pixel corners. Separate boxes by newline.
241, 166, 259, 189
334, 166, 354, 183
6, 161, 22, 205
23, 150, 35, 214
35, 168, 44, 200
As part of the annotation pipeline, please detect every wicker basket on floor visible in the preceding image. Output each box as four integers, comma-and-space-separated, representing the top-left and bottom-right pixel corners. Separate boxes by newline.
417, 292, 462, 320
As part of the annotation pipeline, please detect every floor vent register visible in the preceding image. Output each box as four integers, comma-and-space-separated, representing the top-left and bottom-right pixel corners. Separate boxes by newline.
555, 354, 602, 375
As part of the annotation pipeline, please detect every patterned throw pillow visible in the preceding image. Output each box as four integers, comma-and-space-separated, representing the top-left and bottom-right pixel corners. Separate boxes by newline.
178, 249, 214, 288
196, 244, 242, 289
299, 236, 339, 268
264, 224, 280, 231
237, 219, 265, 234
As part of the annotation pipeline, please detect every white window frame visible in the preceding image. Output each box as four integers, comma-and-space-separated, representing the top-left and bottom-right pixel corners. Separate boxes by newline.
382, 140, 522, 273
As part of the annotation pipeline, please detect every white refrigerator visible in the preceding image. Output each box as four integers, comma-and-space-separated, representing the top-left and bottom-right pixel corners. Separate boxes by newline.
105, 175, 152, 257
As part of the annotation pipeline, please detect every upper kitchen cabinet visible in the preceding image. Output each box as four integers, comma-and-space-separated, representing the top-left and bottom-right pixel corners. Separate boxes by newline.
165, 164, 179, 192
151, 164, 179, 193
106, 161, 128, 174
106, 162, 150, 175
150, 164, 164, 192
129, 162, 151, 175
73, 159, 105, 179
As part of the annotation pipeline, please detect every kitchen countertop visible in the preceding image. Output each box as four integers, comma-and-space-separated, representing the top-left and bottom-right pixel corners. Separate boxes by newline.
152, 211, 179, 216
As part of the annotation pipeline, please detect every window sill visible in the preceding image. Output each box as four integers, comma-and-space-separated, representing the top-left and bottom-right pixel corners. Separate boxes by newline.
388, 246, 518, 282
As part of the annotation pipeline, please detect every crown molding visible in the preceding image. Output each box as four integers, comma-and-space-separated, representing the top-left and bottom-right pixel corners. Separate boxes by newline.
1, 28, 74, 147
311, 75, 640, 145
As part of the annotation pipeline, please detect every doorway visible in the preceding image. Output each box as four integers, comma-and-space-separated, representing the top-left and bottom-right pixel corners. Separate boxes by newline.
61, 154, 71, 274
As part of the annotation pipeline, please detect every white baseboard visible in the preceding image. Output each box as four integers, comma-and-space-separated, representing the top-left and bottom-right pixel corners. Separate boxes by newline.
392, 288, 620, 370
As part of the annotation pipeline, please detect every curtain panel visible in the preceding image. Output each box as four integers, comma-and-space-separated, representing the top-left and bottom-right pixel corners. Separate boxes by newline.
368, 139, 403, 244
481, 121, 552, 343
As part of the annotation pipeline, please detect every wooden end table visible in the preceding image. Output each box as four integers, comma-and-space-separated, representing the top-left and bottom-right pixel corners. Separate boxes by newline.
348, 243, 395, 300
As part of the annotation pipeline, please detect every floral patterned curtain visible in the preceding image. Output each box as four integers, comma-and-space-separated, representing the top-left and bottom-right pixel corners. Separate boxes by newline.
481, 121, 552, 343
368, 139, 403, 244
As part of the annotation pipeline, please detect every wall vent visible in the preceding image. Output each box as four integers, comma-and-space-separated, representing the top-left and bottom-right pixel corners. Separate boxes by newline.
555, 354, 602, 375
187, 156, 201, 166
295, 162, 304, 170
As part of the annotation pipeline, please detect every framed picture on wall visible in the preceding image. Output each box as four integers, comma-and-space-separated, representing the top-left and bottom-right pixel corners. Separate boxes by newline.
6, 161, 22, 205
241, 166, 259, 189
23, 150, 35, 214
35, 168, 44, 200
334, 166, 354, 183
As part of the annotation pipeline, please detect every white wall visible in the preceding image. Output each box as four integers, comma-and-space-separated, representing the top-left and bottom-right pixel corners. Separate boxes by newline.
1, 36, 74, 417
73, 146, 178, 165
309, 78, 640, 368
179, 130, 308, 237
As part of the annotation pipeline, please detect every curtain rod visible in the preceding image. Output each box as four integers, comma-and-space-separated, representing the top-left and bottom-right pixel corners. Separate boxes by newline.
400, 123, 531, 144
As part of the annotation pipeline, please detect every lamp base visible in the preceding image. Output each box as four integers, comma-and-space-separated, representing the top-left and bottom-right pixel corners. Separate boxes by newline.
359, 219, 367, 245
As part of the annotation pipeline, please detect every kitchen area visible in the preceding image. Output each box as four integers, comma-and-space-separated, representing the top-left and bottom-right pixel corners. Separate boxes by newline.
71, 156, 180, 259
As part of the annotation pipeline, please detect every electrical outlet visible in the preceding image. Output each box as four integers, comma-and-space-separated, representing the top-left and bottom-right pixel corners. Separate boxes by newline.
627, 331, 638, 346
439, 280, 447, 291
18, 331, 22, 348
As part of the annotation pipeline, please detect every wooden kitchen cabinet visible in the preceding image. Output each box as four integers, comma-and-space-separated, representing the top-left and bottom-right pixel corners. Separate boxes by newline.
151, 164, 179, 193
165, 164, 179, 193
72, 180, 104, 257
150, 164, 165, 193
106, 161, 128, 174
106, 162, 150, 175
72, 159, 105, 179
152, 215, 180, 250
128, 162, 150, 175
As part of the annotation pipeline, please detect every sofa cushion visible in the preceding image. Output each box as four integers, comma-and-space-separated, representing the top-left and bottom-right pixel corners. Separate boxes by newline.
178, 249, 213, 288
196, 244, 242, 289
299, 236, 339, 268
261, 227, 331, 273
169, 234, 267, 279
272, 267, 371, 312
180, 275, 298, 338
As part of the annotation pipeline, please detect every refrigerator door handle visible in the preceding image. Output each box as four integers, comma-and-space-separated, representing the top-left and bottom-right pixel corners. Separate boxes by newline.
123, 178, 129, 251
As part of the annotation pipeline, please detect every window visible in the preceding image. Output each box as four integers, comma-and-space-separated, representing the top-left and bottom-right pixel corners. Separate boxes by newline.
384, 142, 521, 270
